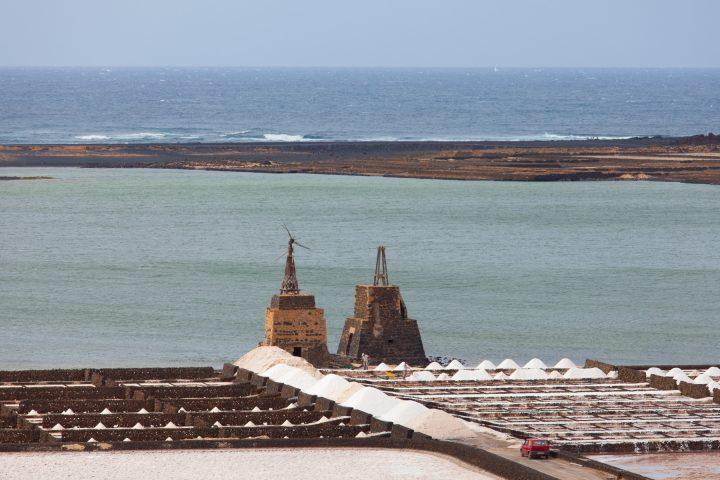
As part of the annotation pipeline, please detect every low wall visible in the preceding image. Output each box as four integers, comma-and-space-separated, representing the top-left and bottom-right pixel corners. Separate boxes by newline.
0, 369, 88, 383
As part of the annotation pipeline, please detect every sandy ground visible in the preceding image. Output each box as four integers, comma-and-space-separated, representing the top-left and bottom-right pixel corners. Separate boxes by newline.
0, 448, 500, 480
592, 452, 720, 480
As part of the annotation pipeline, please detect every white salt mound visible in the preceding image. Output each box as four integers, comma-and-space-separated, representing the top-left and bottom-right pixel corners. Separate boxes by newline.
213, 421, 223, 427
704, 367, 720, 377
122, 438, 131, 442
407, 410, 475, 440
452, 369, 492, 381
393, 362, 409, 371
548, 370, 563, 379
132, 423, 144, 430
563, 367, 606, 379
378, 400, 429, 427
666, 367, 685, 377
251, 407, 261, 412
523, 358, 547, 369
334, 383, 365, 404
477, 360, 496, 370
509, 368, 549, 380
62, 409, 74, 415
51, 424, 64, 430
606, 371, 618, 379
87, 438, 97, 443
27, 410, 39, 416
444, 360, 465, 370
165, 422, 177, 428
165, 437, 173, 442
408, 371, 436, 382
260, 363, 294, 381
94, 422, 106, 429
707, 382, 720, 392
424, 362, 443, 371
276, 368, 321, 390
436, 373, 451, 381
340, 387, 400, 417
673, 372, 692, 384
694, 374, 713, 385
497, 358, 520, 370
210, 407, 221, 413
553, 358, 577, 369
234, 346, 316, 375
100, 408, 112, 415
281, 420, 293, 426
373, 363, 390, 372
645, 367, 666, 378
137, 408, 148, 414
304, 374, 351, 401
494, 371, 508, 380
245, 421, 255, 427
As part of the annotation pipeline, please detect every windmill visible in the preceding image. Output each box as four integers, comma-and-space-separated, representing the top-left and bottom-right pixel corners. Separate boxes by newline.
278, 224, 309, 295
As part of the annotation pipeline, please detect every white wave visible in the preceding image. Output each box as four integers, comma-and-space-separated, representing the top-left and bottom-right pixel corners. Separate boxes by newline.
113, 132, 167, 140
263, 134, 307, 142
74, 135, 110, 140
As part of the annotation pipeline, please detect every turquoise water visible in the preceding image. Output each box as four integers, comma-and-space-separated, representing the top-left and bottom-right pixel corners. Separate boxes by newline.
1, 168, 719, 368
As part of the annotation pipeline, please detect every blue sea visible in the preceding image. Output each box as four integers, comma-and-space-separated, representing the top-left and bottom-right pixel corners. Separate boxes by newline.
0, 67, 719, 143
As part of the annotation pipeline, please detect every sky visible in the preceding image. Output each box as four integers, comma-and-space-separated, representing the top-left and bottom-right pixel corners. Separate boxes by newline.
1, 0, 719, 68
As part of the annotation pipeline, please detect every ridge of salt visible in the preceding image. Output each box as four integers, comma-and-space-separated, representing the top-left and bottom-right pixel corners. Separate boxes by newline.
122, 438, 131, 442
210, 407, 221, 413
424, 362, 443, 371
137, 408, 148, 414
523, 358, 547, 369
304, 374, 350, 401
694, 374, 713, 385
666, 368, 685, 377
165, 437, 173, 442
51, 424, 64, 430
355, 431, 367, 438
496, 359, 520, 370
340, 387, 400, 417
132, 423, 144, 429
645, 367, 666, 378
673, 372, 692, 384
245, 421, 255, 427
444, 360, 465, 370
553, 358, 576, 369
494, 372, 508, 380
452, 369, 492, 381
62, 409, 74, 415
251, 406, 261, 412
704, 367, 720, 377
165, 422, 177, 428
548, 370, 563, 379
477, 360, 496, 370
408, 371, 435, 382
87, 438, 97, 443
378, 400, 429, 427
373, 363, 390, 372
281, 420, 293, 426
284, 403, 297, 409
509, 368, 549, 380
94, 422, 106, 429
100, 408, 112, 415
563, 367, 606, 379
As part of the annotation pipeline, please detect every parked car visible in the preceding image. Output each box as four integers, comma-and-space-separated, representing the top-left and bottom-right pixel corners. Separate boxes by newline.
520, 438, 550, 459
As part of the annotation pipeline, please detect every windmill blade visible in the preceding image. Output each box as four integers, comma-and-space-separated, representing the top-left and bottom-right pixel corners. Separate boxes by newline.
275, 251, 288, 261
282, 223, 293, 238
294, 241, 310, 250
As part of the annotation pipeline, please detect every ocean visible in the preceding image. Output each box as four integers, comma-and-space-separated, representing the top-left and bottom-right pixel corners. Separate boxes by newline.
1, 168, 719, 369
0, 67, 719, 143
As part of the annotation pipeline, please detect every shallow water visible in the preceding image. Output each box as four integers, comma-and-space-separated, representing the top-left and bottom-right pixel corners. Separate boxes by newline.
1, 168, 719, 368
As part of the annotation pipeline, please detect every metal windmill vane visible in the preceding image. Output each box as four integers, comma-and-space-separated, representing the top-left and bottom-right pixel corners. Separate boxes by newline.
279, 224, 309, 295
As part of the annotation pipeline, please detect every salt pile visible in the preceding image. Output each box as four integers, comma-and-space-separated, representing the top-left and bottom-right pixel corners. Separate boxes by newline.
553, 358, 576, 369
607, 371, 618, 379
165, 422, 177, 428
645, 367, 666, 378
509, 368, 549, 380
693, 374, 713, 384
61, 409, 74, 415
132, 423, 144, 430
666, 367, 685, 377
27, 410, 39, 416
436, 373, 451, 381
165, 437, 173, 442
548, 370, 563, 379
452, 369, 492, 381
234, 346, 315, 375
408, 371, 436, 382
704, 367, 720, 377
210, 407, 221, 413
51, 424, 64, 430
424, 362, 443, 371
251, 406, 262, 412
673, 372, 692, 384
406, 409, 475, 440
393, 362, 409, 371
87, 438, 97, 443
373, 363, 390, 372
477, 360, 496, 370
523, 358, 547, 369
708, 382, 720, 392
100, 408, 112, 414
494, 371, 508, 380
94, 422, 106, 429
137, 408, 149, 414
563, 367, 606, 379
497, 358, 520, 370
378, 400, 429, 426
281, 420, 293, 426
213, 421, 223, 427
304, 374, 353, 402
271, 367, 321, 390
260, 363, 294, 380
122, 438, 131, 442
339, 387, 400, 417
245, 421, 255, 427
444, 360, 465, 370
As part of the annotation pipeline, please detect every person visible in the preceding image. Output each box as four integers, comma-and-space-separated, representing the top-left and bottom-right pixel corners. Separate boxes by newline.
361, 352, 369, 370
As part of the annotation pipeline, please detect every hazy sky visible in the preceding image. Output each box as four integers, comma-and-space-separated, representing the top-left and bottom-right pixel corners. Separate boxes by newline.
2, 0, 719, 68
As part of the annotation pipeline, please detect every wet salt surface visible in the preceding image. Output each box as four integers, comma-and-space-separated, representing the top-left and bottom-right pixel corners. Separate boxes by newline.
593, 452, 720, 480
0, 448, 499, 480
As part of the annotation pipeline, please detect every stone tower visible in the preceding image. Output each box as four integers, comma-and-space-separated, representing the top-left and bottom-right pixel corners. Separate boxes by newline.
262, 232, 329, 367
337, 246, 427, 366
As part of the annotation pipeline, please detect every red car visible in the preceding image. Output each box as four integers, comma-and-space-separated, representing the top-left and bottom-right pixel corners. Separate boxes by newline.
520, 438, 551, 459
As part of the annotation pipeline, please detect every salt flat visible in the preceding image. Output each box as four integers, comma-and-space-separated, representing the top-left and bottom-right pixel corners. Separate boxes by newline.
0, 448, 499, 480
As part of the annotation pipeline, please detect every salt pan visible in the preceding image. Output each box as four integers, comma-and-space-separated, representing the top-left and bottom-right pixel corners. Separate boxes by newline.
407, 409, 475, 440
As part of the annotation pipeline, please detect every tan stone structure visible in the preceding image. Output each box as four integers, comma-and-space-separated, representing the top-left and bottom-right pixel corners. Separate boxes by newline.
337, 246, 427, 366
262, 231, 329, 367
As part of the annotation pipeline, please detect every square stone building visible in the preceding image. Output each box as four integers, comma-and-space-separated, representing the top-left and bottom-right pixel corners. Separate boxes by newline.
336, 247, 427, 366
